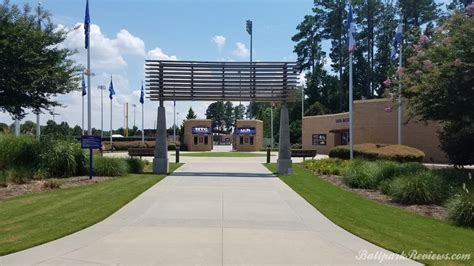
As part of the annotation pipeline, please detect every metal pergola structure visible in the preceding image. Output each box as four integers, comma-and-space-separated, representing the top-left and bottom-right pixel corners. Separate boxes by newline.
145, 60, 299, 175
145, 60, 300, 102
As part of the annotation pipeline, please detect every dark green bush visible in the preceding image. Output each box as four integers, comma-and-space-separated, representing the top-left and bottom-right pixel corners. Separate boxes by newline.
439, 122, 474, 167
0, 171, 7, 187
389, 171, 446, 204
39, 139, 83, 178
303, 158, 349, 176
93, 157, 128, 176
343, 160, 379, 189
126, 158, 145, 173
329, 143, 424, 162
7, 167, 34, 184
447, 189, 474, 227
0, 135, 39, 170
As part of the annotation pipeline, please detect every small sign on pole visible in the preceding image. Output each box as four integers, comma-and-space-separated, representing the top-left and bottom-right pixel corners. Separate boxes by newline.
81, 135, 102, 179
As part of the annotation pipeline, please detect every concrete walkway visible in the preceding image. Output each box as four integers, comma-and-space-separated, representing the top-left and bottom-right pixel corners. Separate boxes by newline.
1, 158, 419, 265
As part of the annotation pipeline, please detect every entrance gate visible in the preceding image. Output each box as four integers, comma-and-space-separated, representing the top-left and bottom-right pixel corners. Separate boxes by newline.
145, 60, 300, 174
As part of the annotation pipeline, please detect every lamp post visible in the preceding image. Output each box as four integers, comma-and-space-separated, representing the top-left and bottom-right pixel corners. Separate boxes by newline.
132, 104, 137, 128
173, 100, 176, 143
98, 85, 106, 138
246, 19, 253, 104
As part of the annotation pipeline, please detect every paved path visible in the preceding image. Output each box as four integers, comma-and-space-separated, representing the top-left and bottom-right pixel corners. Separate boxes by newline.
1, 158, 419, 265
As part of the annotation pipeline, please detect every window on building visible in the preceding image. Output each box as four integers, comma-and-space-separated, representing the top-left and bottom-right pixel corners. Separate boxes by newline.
250, 136, 254, 145
240, 137, 243, 145
194, 136, 198, 145
341, 131, 349, 145
244, 137, 249, 144
199, 137, 203, 143
204, 136, 208, 144
312, 134, 327, 145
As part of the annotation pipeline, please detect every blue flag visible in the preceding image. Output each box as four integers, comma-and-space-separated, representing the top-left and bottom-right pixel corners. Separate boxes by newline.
390, 24, 403, 61
84, 0, 90, 49
347, 4, 356, 54
81, 73, 87, 96
109, 77, 115, 100
139, 83, 144, 104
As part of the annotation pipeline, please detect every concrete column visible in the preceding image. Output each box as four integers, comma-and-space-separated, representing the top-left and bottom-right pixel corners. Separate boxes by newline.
277, 102, 292, 174
153, 101, 169, 174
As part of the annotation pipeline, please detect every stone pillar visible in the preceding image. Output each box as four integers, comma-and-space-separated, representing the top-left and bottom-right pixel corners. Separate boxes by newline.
153, 100, 169, 174
277, 102, 292, 174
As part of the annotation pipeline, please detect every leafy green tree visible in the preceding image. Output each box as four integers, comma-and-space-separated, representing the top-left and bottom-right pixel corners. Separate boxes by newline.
401, 11, 473, 165
20, 120, 36, 134
234, 104, 246, 121
223, 101, 234, 131
72, 125, 82, 136
0, 122, 9, 134
185, 107, 197, 119
205, 101, 225, 131
0, 1, 80, 119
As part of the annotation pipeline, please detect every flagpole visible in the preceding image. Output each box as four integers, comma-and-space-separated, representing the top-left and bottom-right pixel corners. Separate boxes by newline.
82, 93, 85, 135
110, 97, 113, 150
270, 104, 274, 149
348, 2, 354, 160
141, 101, 144, 145
349, 53, 354, 160
398, 24, 403, 145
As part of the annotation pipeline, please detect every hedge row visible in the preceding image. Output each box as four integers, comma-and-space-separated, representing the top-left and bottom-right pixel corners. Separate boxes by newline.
329, 143, 425, 162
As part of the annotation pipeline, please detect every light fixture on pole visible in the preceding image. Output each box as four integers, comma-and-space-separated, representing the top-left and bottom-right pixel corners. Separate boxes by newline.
173, 100, 176, 143
132, 104, 137, 128
97, 85, 106, 138
246, 19, 253, 107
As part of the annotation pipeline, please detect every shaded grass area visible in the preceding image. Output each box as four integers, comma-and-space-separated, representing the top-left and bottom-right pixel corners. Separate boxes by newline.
178, 152, 268, 157
265, 163, 474, 266
0, 163, 182, 256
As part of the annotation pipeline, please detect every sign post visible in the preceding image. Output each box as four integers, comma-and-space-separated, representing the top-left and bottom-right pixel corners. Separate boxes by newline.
81, 135, 102, 179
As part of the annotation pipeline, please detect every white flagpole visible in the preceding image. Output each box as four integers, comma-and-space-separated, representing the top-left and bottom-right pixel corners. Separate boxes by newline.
15, 118, 20, 136
141, 102, 144, 145
270, 104, 274, 149
82, 94, 85, 135
349, 53, 354, 160
398, 24, 403, 145
110, 98, 113, 150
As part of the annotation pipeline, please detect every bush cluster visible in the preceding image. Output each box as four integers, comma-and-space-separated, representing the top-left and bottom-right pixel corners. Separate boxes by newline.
0, 135, 149, 183
93, 157, 128, 177
329, 143, 425, 162
447, 189, 474, 227
303, 158, 348, 175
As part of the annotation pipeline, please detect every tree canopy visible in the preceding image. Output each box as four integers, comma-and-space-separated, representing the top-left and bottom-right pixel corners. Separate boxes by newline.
0, 1, 80, 119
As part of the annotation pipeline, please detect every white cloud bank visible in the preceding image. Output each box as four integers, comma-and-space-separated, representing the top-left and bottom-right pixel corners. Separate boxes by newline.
211, 35, 226, 51
232, 42, 249, 58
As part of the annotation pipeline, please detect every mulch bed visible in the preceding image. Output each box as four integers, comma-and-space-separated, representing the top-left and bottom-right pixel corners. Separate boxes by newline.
0, 176, 112, 200
316, 172, 448, 220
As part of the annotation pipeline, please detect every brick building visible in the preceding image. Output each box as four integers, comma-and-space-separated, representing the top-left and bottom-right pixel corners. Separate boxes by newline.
302, 99, 446, 163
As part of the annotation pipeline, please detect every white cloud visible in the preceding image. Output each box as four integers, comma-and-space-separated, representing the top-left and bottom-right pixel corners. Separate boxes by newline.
211, 35, 226, 51
147, 47, 177, 60
232, 42, 249, 58
58, 23, 146, 71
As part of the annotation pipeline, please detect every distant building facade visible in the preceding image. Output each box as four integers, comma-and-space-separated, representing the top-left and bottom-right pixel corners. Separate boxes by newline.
302, 99, 446, 163
233, 120, 264, 152
183, 119, 213, 151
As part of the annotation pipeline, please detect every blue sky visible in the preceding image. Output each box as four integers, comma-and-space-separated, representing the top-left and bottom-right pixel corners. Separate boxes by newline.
2, 0, 451, 130
2, 0, 313, 130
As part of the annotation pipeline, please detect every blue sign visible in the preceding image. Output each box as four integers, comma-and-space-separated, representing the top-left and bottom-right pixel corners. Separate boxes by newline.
236, 127, 256, 135
81, 135, 102, 149
192, 127, 211, 135
336, 117, 350, 123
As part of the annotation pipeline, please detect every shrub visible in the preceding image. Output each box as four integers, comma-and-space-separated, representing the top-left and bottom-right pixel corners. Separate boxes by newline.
389, 171, 446, 204
0, 135, 39, 170
439, 122, 474, 167
43, 179, 61, 189
7, 167, 34, 184
93, 157, 128, 176
126, 158, 145, 173
0, 171, 7, 187
447, 189, 474, 227
303, 158, 349, 176
343, 160, 379, 189
329, 143, 425, 162
39, 139, 82, 178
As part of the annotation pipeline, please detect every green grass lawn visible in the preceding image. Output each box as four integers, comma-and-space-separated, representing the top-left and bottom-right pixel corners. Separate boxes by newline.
177, 151, 268, 157
0, 163, 182, 256
265, 163, 474, 266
